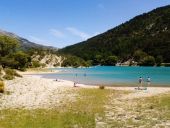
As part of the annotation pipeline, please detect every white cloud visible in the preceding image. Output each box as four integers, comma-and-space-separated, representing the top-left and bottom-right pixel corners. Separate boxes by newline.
93, 32, 100, 36
29, 36, 51, 46
50, 29, 64, 38
66, 27, 90, 40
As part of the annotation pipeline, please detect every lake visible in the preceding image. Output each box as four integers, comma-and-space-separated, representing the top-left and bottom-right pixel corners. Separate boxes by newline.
39, 66, 170, 86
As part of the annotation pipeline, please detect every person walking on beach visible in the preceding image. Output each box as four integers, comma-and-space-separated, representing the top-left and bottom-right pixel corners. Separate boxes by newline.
74, 82, 76, 87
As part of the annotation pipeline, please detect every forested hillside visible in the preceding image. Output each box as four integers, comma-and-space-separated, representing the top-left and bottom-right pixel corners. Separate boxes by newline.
60, 5, 170, 66
0, 34, 89, 71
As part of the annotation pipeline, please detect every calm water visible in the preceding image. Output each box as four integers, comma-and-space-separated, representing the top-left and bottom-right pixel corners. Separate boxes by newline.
39, 66, 170, 86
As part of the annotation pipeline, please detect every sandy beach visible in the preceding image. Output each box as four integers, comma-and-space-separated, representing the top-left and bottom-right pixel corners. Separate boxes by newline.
0, 73, 170, 110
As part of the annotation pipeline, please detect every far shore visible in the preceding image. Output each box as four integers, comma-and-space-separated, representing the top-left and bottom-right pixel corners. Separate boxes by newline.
17, 68, 60, 75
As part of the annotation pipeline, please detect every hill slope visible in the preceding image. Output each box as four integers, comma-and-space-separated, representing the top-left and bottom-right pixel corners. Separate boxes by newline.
60, 5, 170, 63
0, 29, 58, 51
0, 30, 64, 68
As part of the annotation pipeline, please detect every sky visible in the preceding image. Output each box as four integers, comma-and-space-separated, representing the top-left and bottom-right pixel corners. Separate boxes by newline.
0, 0, 170, 48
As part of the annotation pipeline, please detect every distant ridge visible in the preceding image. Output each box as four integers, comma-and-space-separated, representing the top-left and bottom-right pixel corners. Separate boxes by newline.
0, 29, 58, 51
60, 5, 170, 63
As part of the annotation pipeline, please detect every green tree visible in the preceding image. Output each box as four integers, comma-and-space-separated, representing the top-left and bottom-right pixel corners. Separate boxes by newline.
93, 55, 102, 65
31, 61, 41, 68
133, 50, 147, 62
0, 56, 19, 68
156, 55, 163, 66
140, 56, 155, 66
13, 51, 30, 69
105, 56, 118, 66
0, 35, 19, 57
61, 55, 89, 68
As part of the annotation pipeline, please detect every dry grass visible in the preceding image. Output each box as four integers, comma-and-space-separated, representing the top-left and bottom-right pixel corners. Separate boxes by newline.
0, 88, 116, 128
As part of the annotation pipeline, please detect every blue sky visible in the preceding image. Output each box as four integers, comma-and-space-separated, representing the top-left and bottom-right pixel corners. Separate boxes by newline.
0, 0, 169, 48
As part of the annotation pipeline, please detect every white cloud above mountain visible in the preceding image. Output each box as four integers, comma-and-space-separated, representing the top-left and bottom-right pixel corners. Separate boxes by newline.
49, 29, 64, 38
66, 27, 90, 40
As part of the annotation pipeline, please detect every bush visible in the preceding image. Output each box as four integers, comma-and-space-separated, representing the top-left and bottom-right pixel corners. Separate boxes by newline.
4, 68, 21, 77
4, 68, 15, 75
0, 65, 2, 72
0, 81, 5, 93
31, 61, 41, 68
0, 66, 2, 76
161, 63, 170, 67
19, 68, 26, 72
13, 51, 30, 69
99, 85, 105, 89
104, 56, 118, 66
3, 68, 22, 80
61, 55, 87, 67
156, 55, 163, 66
14, 72, 22, 77
140, 56, 155, 66
3, 74, 14, 80
41, 63, 46, 68
53, 63, 60, 67
134, 50, 147, 62
0, 77, 3, 81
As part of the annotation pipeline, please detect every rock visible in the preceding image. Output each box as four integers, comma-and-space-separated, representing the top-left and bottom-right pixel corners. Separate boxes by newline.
134, 116, 142, 120
96, 122, 107, 128
166, 122, 170, 126
117, 113, 126, 117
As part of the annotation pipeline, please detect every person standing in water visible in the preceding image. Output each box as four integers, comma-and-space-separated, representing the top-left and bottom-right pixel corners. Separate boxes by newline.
138, 77, 143, 89
84, 73, 86, 77
147, 77, 151, 86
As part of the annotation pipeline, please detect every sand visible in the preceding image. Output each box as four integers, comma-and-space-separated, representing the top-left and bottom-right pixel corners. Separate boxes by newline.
0, 75, 77, 109
0, 74, 170, 109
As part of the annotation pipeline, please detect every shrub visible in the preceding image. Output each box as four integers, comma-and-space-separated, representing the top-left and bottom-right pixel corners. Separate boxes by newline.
3, 74, 14, 80
0, 66, 2, 76
134, 50, 147, 62
13, 51, 30, 69
41, 63, 46, 68
53, 63, 60, 67
140, 56, 155, 66
0, 77, 3, 81
31, 61, 41, 68
99, 85, 105, 89
19, 68, 26, 72
105, 56, 118, 66
156, 55, 163, 66
14, 72, 22, 77
4, 68, 16, 76
161, 63, 170, 67
0, 65, 2, 72
3, 68, 22, 80
0, 81, 5, 93
4, 68, 22, 78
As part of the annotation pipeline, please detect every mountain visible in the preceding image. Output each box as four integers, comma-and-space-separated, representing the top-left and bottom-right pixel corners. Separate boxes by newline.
59, 5, 170, 63
0, 29, 58, 51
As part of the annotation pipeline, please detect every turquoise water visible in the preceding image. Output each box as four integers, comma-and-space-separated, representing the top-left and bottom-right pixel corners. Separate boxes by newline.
40, 66, 170, 86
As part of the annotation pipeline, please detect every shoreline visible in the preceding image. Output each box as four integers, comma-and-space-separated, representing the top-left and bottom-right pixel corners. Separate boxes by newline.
25, 73, 170, 87
19, 68, 170, 87
0, 74, 170, 110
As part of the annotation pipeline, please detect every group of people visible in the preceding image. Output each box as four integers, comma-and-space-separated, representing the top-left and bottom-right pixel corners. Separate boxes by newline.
138, 76, 151, 90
